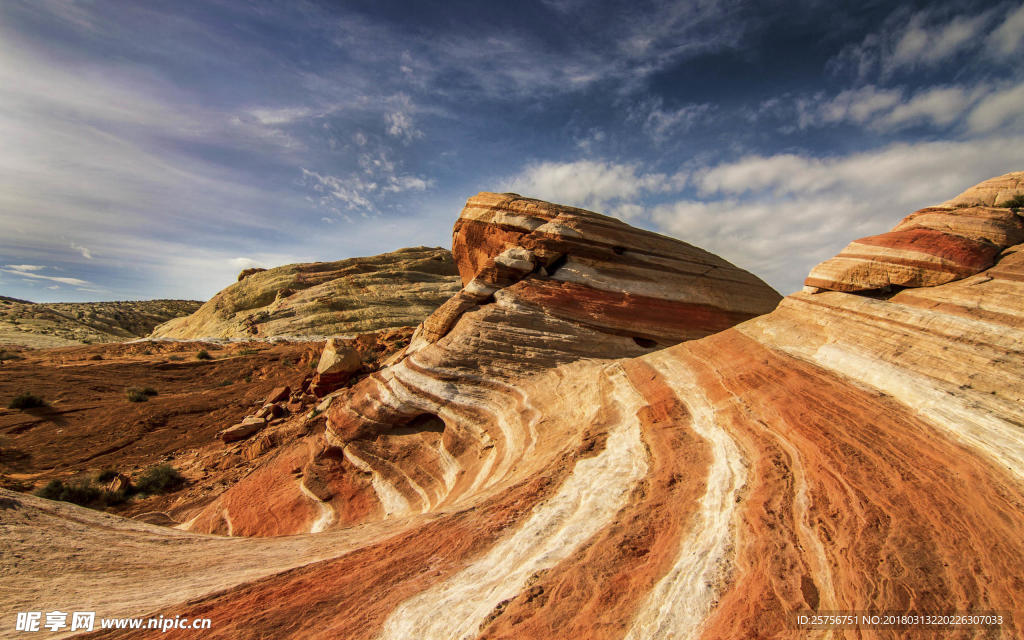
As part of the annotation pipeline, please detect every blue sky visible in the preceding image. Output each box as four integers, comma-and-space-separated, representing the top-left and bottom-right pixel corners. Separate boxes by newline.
1, 0, 1022, 302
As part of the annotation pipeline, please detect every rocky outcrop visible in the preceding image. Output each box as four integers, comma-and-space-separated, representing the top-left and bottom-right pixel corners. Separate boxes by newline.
805, 172, 1024, 292
150, 247, 461, 339
6, 177, 1024, 640
0, 299, 201, 348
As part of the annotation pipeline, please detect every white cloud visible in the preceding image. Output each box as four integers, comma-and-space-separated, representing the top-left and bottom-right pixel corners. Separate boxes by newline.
809, 82, 1021, 133
890, 12, 986, 69
818, 85, 904, 125
0, 268, 91, 287
654, 135, 1024, 295
880, 86, 975, 128
71, 242, 93, 259
383, 175, 430, 193
967, 82, 1024, 133
632, 98, 713, 142
384, 94, 423, 143
4, 264, 45, 272
248, 106, 315, 126
987, 3, 1024, 57
501, 159, 683, 213
829, 7, 1004, 79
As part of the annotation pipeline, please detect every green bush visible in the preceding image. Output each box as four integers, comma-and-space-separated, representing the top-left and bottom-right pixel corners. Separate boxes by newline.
35, 478, 128, 507
134, 464, 185, 494
126, 389, 148, 402
999, 194, 1024, 211
196, 349, 212, 360
96, 469, 120, 483
9, 392, 45, 409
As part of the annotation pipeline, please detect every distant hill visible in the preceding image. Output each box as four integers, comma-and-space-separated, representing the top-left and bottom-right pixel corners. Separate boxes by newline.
0, 298, 202, 348
151, 246, 462, 339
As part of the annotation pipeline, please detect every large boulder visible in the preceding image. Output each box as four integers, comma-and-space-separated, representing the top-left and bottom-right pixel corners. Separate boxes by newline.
310, 339, 362, 397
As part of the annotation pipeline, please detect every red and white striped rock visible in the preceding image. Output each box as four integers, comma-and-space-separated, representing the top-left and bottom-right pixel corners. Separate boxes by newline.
6, 175, 1024, 640
806, 171, 1024, 292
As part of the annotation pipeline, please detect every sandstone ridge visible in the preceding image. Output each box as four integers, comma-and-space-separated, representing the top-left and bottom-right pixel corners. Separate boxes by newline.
3, 177, 1023, 639
151, 246, 462, 339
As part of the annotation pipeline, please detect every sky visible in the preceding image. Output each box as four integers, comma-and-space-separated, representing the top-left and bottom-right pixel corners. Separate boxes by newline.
1, 0, 1023, 302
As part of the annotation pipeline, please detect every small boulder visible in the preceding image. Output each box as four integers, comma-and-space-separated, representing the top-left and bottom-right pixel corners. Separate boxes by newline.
316, 338, 361, 376
219, 421, 265, 443
105, 473, 132, 493
265, 386, 291, 404
310, 339, 362, 397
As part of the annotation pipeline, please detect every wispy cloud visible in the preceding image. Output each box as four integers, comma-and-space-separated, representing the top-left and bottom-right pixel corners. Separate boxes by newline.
502, 159, 684, 219
0, 267, 92, 287
653, 135, 1024, 294
829, 5, 1020, 80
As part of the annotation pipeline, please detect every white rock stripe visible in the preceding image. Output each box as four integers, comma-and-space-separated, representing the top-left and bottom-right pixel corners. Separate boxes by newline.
810, 345, 1024, 483
624, 353, 748, 640
374, 366, 649, 640
770, 429, 837, 611
298, 476, 336, 534
344, 448, 413, 517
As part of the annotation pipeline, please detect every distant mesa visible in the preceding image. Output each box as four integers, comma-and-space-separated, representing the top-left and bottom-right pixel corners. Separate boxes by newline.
0, 299, 202, 348
151, 246, 463, 340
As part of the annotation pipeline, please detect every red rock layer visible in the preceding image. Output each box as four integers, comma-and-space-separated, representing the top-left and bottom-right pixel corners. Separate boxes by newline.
806, 172, 1024, 292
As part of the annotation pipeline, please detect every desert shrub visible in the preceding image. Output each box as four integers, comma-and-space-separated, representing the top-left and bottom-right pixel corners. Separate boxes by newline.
9, 392, 45, 409
0, 350, 23, 362
134, 464, 185, 494
218, 379, 233, 387
196, 349, 212, 360
126, 389, 148, 402
999, 194, 1024, 211
35, 479, 66, 501
35, 479, 98, 506
168, 355, 183, 361
89, 354, 103, 360
238, 348, 260, 356
36, 478, 129, 507
96, 469, 120, 483
309, 357, 319, 369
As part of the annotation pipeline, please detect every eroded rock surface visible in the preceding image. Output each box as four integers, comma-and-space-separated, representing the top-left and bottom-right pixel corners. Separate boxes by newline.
151, 247, 461, 339
805, 171, 1024, 292
3, 179, 1023, 639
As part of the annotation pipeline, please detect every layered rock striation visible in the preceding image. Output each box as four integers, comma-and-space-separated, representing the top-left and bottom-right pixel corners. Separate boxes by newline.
805, 171, 1024, 292
4, 176, 1023, 639
151, 246, 461, 339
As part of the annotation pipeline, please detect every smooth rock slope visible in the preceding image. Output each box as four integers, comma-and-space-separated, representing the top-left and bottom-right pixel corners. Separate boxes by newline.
151, 246, 461, 339
2, 176, 1023, 639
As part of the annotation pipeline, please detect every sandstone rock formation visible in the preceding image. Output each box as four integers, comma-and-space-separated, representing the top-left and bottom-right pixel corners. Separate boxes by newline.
310, 338, 362, 396
179, 193, 781, 537
805, 171, 1024, 292
0, 298, 201, 348
3, 177, 1024, 639
151, 247, 461, 339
